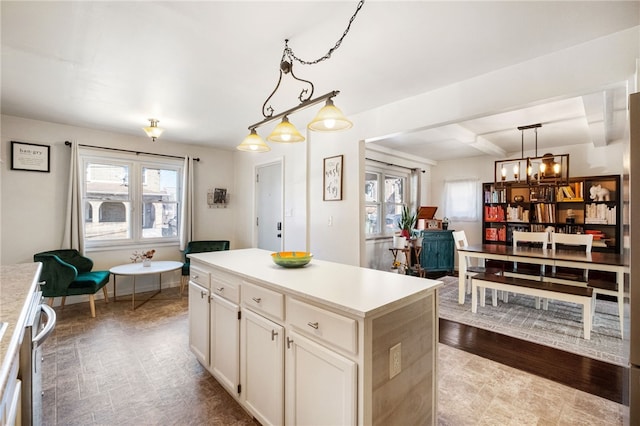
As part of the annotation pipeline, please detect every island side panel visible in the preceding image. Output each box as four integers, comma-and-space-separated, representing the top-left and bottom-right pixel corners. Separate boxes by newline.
371, 292, 435, 425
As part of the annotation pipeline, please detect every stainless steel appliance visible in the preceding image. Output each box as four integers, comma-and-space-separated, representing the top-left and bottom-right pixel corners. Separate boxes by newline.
19, 290, 56, 426
629, 92, 639, 424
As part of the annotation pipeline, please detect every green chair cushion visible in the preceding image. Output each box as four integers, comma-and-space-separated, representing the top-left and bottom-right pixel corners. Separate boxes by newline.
182, 240, 230, 275
34, 249, 110, 298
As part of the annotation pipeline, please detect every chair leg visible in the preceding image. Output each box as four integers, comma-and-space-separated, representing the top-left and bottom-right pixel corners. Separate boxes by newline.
61, 296, 66, 310
89, 294, 96, 317
47, 297, 54, 307
180, 275, 187, 296
103, 286, 109, 303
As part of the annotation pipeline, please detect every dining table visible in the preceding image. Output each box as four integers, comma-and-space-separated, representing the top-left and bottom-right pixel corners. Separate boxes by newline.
456, 243, 629, 333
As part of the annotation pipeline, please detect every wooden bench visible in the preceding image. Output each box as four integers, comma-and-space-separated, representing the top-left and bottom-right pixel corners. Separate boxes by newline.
471, 273, 595, 340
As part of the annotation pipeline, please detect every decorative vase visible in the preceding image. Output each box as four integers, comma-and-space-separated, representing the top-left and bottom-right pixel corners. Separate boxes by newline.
143, 259, 151, 267
393, 236, 407, 249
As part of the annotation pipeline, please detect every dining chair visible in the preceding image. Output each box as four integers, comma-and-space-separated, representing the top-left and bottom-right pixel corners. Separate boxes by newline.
550, 233, 593, 282
452, 230, 498, 305
549, 232, 621, 336
511, 231, 549, 276
507, 231, 550, 307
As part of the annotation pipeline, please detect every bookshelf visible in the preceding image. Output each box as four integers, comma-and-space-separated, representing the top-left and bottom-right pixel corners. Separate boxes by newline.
482, 174, 621, 252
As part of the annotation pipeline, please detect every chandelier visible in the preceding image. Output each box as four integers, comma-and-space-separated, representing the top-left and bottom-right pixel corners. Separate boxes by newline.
237, 0, 365, 152
494, 123, 569, 186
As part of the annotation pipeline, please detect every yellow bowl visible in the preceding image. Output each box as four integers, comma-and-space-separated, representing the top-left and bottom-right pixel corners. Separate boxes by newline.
271, 251, 313, 268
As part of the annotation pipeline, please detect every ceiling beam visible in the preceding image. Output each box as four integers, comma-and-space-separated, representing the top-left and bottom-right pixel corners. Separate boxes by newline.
469, 135, 506, 157
582, 90, 614, 147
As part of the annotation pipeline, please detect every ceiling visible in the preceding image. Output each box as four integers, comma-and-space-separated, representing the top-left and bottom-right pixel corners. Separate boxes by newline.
1, 1, 637, 162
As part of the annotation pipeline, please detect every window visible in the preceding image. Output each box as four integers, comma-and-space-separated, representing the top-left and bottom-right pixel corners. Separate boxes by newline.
365, 168, 409, 236
443, 179, 480, 221
81, 150, 183, 248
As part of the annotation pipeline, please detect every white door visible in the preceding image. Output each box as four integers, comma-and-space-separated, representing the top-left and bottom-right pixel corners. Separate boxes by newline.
210, 293, 240, 396
188, 281, 210, 366
285, 330, 357, 426
241, 308, 284, 426
256, 161, 282, 252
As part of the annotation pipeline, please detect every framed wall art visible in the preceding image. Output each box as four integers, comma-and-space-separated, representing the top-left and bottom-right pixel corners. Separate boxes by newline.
323, 154, 343, 201
11, 141, 50, 172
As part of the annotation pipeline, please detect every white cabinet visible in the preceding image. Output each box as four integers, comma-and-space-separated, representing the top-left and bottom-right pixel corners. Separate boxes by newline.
210, 293, 239, 395
241, 308, 284, 426
187, 250, 439, 426
188, 280, 209, 366
285, 330, 356, 426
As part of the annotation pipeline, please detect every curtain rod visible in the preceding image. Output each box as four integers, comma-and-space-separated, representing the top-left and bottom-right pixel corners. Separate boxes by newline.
64, 141, 200, 161
365, 157, 424, 173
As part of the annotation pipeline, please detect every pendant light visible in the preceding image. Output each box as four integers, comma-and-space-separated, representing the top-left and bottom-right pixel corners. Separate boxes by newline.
236, 0, 365, 152
308, 99, 353, 131
267, 116, 305, 143
237, 129, 271, 152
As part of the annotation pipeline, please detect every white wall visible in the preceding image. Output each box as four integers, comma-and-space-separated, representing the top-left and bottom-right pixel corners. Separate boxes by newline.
232, 139, 308, 252
1, 115, 236, 299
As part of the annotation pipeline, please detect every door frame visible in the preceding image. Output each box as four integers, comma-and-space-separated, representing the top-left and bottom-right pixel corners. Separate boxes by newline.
254, 158, 284, 251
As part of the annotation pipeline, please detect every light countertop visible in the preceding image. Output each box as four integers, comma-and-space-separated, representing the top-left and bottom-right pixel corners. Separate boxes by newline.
189, 248, 442, 318
0, 263, 41, 403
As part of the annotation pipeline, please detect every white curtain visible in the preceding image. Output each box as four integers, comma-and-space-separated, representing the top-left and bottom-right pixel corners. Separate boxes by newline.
443, 178, 480, 221
179, 156, 195, 250
61, 141, 84, 252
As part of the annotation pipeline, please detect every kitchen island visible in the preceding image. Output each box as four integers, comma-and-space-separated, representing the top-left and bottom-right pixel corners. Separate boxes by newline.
188, 248, 442, 425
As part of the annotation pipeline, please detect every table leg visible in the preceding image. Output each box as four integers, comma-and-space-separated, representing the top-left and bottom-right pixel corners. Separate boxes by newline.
458, 252, 467, 304
617, 270, 625, 339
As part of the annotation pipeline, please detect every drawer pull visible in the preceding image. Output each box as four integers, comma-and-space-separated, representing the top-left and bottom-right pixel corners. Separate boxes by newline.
252, 297, 262, 304
200, 290, 207, 299
271, 330, 278, 341
287, 337, 294, 349
192, 274, 199, 280
216, 287, 224, 292
307, 321, 319, 329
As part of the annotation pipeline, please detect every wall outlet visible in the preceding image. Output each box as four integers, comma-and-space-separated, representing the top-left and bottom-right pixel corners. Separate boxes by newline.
389, 342, 402, 379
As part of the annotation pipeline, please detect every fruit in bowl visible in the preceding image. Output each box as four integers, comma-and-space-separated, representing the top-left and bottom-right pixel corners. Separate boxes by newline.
271, 251, 313, 268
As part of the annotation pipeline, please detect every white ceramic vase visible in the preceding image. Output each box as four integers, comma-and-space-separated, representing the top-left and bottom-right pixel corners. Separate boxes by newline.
393, 236, 407, 249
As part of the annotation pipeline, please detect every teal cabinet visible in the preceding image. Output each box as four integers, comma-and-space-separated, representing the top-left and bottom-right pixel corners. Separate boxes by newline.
420, 230, 454, 273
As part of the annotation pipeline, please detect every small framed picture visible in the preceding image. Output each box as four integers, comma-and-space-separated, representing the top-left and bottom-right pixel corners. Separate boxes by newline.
11, 141, 50, 172
323, 155, 343, 201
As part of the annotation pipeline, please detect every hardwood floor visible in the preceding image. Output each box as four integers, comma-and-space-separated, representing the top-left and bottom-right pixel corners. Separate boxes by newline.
439, 318, 629, 405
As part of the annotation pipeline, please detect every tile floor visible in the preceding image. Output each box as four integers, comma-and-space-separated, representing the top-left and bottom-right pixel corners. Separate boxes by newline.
41, 287, 628, 425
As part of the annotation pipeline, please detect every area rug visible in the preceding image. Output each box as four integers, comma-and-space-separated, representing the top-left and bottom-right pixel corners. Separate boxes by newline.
437, 275, 629, 367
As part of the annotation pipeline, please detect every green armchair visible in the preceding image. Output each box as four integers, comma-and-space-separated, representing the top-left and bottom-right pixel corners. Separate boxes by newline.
181, 240, 230, 294
34, 249, 110, 317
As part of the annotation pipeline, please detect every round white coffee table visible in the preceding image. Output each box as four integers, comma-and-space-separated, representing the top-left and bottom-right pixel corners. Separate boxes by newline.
109, 260, 183, 310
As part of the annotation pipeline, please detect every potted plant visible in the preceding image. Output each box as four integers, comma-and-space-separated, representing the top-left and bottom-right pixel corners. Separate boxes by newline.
397, 206, 417, 238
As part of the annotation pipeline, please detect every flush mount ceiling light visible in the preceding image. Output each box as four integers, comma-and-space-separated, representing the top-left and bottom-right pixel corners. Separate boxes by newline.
237, 0, 364, 153
143, 119, 164, 141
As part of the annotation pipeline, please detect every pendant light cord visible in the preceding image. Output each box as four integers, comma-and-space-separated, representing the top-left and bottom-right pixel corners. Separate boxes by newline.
284, 0, 365, 65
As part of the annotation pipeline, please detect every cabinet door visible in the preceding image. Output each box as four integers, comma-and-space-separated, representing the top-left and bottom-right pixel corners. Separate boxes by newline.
437, 238, 454, 270
210, 293, 239, 396
188, 281, 210, 366
241, 308, 284, 426
286, 330, 357, 426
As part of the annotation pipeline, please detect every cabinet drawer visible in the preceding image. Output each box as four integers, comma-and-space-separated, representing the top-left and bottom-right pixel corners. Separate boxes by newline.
211, 271, 240, 304
242, 281, 284, 321
287, 298, 357, 354
189, 265, 210, 288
